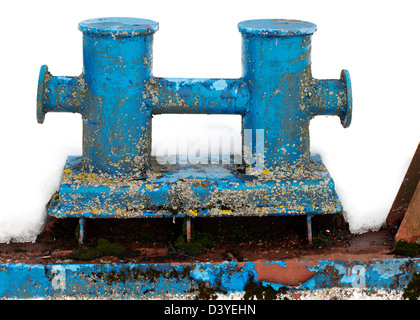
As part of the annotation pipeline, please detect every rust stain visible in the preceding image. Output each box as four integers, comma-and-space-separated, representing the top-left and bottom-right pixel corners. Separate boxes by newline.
254, 259, 317, 287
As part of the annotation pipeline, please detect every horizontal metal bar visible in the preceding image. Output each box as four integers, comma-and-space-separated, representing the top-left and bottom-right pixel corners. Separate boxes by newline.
146, 77, 250, 115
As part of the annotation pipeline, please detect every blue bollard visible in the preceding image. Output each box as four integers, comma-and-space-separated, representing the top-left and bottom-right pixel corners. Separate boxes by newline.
37, 18, 352, 243
239, 19, 351, 175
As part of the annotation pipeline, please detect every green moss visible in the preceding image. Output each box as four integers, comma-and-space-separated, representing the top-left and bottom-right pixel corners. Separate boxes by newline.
175, 232, 213, 256
96, 265, 195, 286
403, 272, 420, 300
312, 233, 329, 248
175, 236, 205, 256
174, 218, 213, 256
95, 264, 226, 300
193, 281, 226, 300
393, 240, 420, 257
243, 275, 286, 300
67, 238, 140, 261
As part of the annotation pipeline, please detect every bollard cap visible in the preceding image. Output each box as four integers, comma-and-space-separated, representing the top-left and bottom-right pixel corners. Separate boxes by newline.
238, 19, 316, 37
79, 17, 159, 36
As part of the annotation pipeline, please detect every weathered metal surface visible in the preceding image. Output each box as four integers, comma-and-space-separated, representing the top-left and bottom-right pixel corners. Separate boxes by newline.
148, 78, 250, 115
36, 17, 352, 241
238, 19, 351, 174
48, 154, 341, 218
387, 142, 420, 230
0, 258, 417, 299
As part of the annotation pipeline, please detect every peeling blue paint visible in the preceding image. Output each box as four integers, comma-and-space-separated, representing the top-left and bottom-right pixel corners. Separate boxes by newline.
264, 261, 287, 267
49, 154, 342, 219
36, 17, 352, 243
0, 258, 418, 299
211, 79, 228, 91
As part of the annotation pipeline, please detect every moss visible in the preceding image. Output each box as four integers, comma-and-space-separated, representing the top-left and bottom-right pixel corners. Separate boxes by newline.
97, 265, 194, 286
175, 235, 205, 256
192, 280, 226, 300
392, 240, 420, 257
100, 267, 161, 286
403, 272, 420, 300
95, 265, 226, 299
67, 238, 140, 261
243, 275, 287, 300
312, 233, 329, 248
174, 218, 213, 256
175, 232, 213, 256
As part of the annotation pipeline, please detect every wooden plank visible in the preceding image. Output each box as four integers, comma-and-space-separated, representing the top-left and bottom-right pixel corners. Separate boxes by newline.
395, 180, 420, 243
386, 142, 420, 229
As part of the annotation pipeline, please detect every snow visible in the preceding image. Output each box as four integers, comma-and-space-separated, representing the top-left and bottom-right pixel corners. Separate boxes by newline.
0, 0, 419, 243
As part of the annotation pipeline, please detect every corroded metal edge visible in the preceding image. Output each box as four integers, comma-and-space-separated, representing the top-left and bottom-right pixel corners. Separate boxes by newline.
0, 258, 418, 299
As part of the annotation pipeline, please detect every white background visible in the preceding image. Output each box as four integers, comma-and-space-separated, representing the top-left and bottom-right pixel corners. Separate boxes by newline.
0, 0, 418, 242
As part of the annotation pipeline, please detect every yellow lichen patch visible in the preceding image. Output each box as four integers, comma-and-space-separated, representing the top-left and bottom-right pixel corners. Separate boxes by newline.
63, 168, 73, 174
262, 169, 270, 175
189, 210, 198, 216
220, 209, 231, 215
182, 178, 202, 183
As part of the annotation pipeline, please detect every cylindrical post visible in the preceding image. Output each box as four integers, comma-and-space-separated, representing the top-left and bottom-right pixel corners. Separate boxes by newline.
238, 19, 352, 176
79, 18, 159, 177
307, 215, 313, 245
78, 217, 85, 245
186, 217, 192, 243
238, 19, 317, 175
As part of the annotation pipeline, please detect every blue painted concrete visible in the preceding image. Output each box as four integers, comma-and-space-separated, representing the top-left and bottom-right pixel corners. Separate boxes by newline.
0, 258, 418, 299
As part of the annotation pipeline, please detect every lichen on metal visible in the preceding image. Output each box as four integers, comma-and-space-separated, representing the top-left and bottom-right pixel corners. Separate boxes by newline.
36, 17, 352, 243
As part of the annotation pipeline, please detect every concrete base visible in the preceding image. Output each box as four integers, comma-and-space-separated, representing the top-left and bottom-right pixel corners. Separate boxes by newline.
0, 216, 419, 300
0, 257, 418, 299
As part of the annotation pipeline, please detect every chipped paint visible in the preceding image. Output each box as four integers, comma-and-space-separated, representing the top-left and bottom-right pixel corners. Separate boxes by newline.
48, 154, 342, 219
36, 17, 352, 242
0, 258, 418, 299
